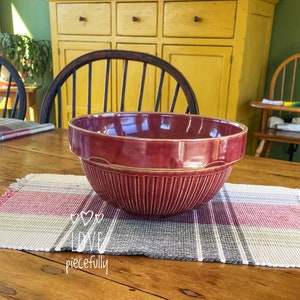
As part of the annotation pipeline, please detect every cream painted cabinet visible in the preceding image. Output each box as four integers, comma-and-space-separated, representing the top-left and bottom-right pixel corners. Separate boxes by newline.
163, 45, 232, 117
58, 41, 112, 120
49, 0, 279, 150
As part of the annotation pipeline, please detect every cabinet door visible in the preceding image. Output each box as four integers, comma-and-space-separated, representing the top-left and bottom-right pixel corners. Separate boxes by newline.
58, 41, 111, 127
163, 45, 232, 118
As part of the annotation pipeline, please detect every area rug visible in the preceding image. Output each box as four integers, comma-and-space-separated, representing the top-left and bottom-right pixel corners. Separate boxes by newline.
0, 174, 299, 268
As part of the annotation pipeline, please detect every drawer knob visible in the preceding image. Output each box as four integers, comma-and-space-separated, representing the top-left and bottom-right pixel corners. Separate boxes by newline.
132, 16, 139, 22
79, 16, 87, 22
194, 16, 201, 22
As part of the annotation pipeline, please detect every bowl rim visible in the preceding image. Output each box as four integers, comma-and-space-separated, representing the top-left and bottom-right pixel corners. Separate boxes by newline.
68, 112, 248, 142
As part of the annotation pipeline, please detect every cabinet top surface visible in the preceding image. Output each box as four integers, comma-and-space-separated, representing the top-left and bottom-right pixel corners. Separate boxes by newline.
48, 0, 280, 4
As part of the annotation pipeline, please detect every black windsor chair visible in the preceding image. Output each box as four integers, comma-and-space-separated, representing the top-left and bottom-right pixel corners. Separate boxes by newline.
0, 56, 27, 119
40, 50, 199, 127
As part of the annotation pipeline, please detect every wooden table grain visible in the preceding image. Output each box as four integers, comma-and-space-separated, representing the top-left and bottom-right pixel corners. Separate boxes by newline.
0, 129, 299, 299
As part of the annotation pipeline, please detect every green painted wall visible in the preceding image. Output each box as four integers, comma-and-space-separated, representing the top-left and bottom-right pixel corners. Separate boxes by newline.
263, 0, 300, 162
0, 0, 51, 120
0, 0, 50, 40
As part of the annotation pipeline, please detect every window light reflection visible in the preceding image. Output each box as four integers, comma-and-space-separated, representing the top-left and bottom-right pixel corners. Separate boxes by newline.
11, 4, 31, 36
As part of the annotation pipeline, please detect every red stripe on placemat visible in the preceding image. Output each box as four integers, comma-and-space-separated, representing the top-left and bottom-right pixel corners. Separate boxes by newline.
0, 190, 99, 216
231, 203, 300, 229
1, 189, 299, 229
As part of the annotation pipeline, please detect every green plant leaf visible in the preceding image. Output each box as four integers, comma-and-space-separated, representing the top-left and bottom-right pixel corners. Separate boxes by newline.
0, 33, 52, 79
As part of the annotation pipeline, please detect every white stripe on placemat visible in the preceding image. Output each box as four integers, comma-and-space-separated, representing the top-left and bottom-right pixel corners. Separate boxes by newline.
221, 187, 253, 264
193, 210, 203, 261
53, 218, 78, 251
222, 201, 250, 264
52, 190, 97, 251
98, 208, 121, 254
208, 201, 226, 263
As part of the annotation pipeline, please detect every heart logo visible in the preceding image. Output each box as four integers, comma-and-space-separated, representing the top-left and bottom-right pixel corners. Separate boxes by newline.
70, 213, 79, 224
95, 213, 104, 223
80, 210, 94, 226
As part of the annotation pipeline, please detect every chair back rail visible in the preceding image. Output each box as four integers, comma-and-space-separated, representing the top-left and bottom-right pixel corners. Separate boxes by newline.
270, 53, 300, 103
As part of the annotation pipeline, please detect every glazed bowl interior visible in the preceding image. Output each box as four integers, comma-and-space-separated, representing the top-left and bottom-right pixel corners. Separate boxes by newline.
71, 112, 244, 140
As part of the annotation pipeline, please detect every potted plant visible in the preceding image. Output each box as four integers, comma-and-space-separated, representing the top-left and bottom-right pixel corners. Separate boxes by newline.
0, 33, 52, 81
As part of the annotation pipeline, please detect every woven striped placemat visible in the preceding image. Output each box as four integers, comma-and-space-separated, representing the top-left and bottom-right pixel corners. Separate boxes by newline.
0, 174, 299, 267
0, 118, 54, 141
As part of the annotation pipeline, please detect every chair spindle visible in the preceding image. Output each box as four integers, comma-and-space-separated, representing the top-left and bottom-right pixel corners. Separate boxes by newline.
72, 69, 77, 118
57, 87, 62, 128
154, 69, 165, 111
120, 59, 128, 111
169, 83, 180, 112
87, 62, 92, 114
137, 62, 147, 111
103, 59, 111, 112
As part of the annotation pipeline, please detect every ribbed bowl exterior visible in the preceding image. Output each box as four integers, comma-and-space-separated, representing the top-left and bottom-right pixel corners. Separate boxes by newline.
81, 158, 233, 217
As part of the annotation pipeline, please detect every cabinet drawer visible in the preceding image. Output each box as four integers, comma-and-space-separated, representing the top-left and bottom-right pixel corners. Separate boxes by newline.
164, 1, 237, 38
57, 3, 111, 35
117, 2, 157, 36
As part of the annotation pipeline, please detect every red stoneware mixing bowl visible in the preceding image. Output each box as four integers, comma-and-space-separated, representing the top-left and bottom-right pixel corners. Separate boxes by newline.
69, 112, 247, 216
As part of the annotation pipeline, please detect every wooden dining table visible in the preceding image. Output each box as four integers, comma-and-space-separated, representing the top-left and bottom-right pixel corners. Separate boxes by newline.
0, 128, 299, 299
